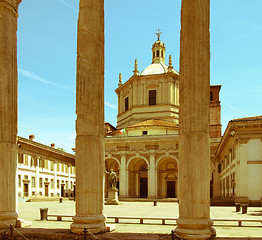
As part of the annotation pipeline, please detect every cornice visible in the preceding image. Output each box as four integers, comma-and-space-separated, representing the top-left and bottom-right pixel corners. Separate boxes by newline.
17, 136, 75, 165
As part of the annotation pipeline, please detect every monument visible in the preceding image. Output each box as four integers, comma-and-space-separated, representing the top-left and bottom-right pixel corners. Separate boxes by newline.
105, 169, 119, 205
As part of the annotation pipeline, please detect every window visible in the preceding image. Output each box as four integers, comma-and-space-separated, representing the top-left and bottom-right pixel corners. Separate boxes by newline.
50, 161, 54, 171
157, 50, 159, 57
149, 90, 156, 105
125, 97, 129, 111
31, 177, 35, 188
51, 179, 54, 189
18, 175, 21, 187
61, 164, 65, 173
24, 155, 28, 166
66, 181, 68, 189
24, 175, 28, 180
153, 52, 155, 58
57, 163, 60, 172
70, 181, 73, 189
39, 158, 45, 168
143, 131, 148, 135
39, 178, 43, 188
57, 180, 60, 189
45, 160, 49, 170
65, 165, 69, 174
210, 92, 213, 102
18, 154, 23, 164
161, 51, 163, 57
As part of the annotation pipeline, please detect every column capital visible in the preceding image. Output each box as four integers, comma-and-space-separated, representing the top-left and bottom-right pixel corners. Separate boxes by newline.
1, 0, 22, 12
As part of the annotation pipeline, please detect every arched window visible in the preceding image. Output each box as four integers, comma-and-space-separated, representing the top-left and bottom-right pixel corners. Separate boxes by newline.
157, 50, 159, 57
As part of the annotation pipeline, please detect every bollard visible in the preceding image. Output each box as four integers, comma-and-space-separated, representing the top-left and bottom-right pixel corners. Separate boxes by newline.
153, 200, 157, 206
235, 203, 241, 212
59, 198, 63, 203
242, 204, 248, 214
40, 208, 48, 220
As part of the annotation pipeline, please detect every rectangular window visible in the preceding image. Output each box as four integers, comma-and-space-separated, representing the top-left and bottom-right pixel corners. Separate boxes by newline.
45, 160, 49, 170
57, 180, 60, 189
31, 157, 37, 167
142, 131, 148, 135
31, 177, 35, 188
65, 165, 69, 174
51, 179, 54, 189
18, 175, 21, 187
18, 154, 23, 164
24, 155, 29, 166
125, 97, 129, 111
50, 161, 54, 171
149, 90, 156, 105
57, 163, 60, 172
39, 178, 43, 188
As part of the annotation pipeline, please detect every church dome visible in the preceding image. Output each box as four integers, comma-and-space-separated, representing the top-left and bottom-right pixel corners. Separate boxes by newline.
140, 63, 167, 75
140, 62, 178, 76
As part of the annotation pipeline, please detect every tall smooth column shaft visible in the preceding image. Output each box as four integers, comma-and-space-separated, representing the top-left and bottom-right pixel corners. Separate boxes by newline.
175, 0, 215, 239
119, 155, 127, 197
0, 0, 21, 228
148, 154, 156, 198
70, 0, 106, 234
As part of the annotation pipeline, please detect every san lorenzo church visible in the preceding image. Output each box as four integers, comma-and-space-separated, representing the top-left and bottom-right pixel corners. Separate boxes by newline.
104, 34, 222, 199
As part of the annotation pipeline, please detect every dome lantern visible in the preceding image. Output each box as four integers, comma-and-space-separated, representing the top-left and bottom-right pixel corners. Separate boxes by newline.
152, 28, 166, 64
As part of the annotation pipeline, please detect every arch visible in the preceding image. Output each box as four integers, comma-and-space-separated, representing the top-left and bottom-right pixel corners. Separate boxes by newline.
105, 156, 120, 168
156, 155, 178, 169
156, 156, 178, 199
127, 155, 149, 169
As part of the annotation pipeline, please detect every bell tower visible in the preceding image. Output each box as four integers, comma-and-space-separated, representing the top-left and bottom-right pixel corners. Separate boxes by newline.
152, 28, 166, 64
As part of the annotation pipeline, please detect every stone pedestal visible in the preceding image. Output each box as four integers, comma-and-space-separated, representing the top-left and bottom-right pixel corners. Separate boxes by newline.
0, 0, 21, 228
70, 0, 106, 234
174, 0, 215, 239
106, 189, 119, 205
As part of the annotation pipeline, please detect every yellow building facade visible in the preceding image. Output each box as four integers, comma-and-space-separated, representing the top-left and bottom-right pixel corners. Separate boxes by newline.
104, 37, 222, 199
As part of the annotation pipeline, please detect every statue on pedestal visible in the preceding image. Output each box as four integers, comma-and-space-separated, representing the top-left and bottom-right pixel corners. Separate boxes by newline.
105, 169, 119, 205
106, 169, 117, 190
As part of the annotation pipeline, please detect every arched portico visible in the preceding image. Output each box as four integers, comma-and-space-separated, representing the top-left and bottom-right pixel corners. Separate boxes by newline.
157, 156, 178, 198
127, 157, 149, 198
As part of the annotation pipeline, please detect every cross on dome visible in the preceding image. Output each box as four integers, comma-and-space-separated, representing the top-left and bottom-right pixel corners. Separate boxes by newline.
156, 28, 162, 41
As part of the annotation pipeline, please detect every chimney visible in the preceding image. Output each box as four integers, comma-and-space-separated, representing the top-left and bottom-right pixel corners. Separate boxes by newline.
50, 143, 55, 148
29, 135, 35, 141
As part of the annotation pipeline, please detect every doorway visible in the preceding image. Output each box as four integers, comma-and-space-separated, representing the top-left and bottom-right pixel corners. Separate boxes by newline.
167, 181, 176, 198
23, 183, 28, 197
140, 178, 148, 198
44, 184, 49, 197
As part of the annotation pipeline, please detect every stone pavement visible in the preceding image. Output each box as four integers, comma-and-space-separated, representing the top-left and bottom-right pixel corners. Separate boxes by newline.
16, 199, 262, 239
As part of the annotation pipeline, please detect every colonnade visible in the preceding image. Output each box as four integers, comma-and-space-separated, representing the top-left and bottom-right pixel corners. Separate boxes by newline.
0, 0, 214, 238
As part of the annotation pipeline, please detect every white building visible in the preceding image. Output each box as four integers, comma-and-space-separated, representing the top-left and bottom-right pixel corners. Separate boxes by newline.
17, 135, 75, 198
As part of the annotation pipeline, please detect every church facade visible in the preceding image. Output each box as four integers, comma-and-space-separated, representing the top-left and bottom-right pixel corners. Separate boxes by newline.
104, 37, 222, 199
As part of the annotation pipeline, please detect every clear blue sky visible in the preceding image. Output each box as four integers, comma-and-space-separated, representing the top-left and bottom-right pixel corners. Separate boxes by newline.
17, 0, 262, 153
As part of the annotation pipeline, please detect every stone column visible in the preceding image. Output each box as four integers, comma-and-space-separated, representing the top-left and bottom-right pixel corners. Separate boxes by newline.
53, 162, 57, 196
175, 0, 215, 239
35, 158, 40, 195
70, 0, 106, 234
119, 155, 127, 197
0, 0, 21, 228
148, 154, 156, 198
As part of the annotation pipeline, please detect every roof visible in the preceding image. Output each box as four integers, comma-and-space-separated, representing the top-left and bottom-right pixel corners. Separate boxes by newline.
128, 119, 178, 128
230, 115, 262, 122
139, 63, 178, 76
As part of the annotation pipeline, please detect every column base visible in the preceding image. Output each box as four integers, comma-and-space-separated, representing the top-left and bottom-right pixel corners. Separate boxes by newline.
70, 214, 106, 234
175, 217, 216, 240
0, 211, 18, 229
